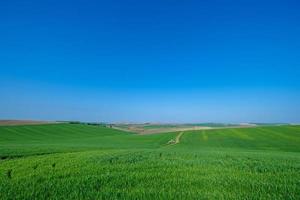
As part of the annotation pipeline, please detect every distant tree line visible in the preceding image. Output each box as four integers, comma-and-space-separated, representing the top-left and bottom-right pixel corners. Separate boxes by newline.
61, 121, 115, 127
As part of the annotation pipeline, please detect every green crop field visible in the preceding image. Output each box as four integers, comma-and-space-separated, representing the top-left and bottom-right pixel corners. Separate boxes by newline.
0, 124, 299, 199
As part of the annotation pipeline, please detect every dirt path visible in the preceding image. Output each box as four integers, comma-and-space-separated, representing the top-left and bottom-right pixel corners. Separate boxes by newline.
175, 132, 184, 144
167, 132, 184, 145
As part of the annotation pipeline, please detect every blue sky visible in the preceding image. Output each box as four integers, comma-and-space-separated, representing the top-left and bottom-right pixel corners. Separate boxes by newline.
1, 0, 300, 123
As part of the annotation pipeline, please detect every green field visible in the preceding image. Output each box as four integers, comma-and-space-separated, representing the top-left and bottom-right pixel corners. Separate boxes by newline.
0, 124, 299, 199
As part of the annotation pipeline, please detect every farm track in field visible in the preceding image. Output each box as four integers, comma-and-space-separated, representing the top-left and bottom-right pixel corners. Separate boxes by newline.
167, 131, 184, 145
175, 132, 184, 144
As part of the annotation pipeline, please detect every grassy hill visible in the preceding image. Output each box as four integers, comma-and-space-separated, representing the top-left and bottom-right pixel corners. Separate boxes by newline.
179, 126, 300, 152
0, 124, 299, 199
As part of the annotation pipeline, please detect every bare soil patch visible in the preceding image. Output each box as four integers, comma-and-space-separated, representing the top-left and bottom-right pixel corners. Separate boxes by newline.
0, 120, 57, 126
113, 124, 258, 135
113, 125, 213, 134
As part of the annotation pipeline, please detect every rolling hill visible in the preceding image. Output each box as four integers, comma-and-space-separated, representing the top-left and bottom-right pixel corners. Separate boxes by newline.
0, 124, 299, 199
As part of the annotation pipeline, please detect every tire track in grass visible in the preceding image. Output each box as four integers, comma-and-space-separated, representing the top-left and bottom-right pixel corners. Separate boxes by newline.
175, 132, 184, 144
167, 132, 184, 145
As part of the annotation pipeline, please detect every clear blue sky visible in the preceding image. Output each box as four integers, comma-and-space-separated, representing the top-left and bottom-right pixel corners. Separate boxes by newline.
0, 0, 299, 123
